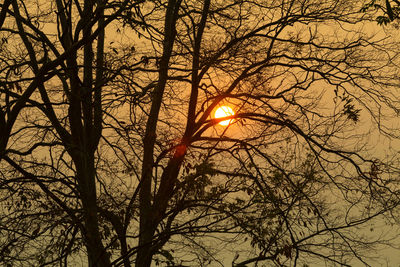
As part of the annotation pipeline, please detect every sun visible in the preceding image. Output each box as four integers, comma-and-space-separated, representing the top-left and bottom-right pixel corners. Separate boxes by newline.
214, 106, 235, 126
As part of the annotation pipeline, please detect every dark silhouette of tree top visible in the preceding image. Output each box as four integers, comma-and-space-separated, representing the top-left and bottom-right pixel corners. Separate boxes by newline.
1, 0, 400, 266
362, 0, 400, 24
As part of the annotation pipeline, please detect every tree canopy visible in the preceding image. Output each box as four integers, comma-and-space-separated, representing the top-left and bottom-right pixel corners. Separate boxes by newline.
1, 0, 400, 266
362, 0, 400, 24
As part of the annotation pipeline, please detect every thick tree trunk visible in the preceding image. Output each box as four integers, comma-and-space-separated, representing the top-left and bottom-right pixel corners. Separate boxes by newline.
77, 155, 111, 267
136, 0, 182, 266
136, 155, 185, 267
135, 223, 157, 267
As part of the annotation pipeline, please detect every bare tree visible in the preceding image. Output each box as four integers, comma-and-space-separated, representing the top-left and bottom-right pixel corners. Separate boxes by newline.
0, 0, 140, 266
1, 0, 400, 266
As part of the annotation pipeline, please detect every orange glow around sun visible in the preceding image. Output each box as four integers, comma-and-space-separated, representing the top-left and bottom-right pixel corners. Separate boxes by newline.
214, 106, 235, 126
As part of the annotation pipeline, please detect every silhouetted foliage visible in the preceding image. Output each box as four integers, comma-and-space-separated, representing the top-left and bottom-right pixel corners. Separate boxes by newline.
1, 0, 400, 267
362, 0, 400, 24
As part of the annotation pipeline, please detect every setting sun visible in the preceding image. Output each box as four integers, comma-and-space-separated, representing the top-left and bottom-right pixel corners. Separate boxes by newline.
214, 106, 235, 126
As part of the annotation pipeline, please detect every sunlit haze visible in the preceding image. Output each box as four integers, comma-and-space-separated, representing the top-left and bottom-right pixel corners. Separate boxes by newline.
214, 106, 235, 126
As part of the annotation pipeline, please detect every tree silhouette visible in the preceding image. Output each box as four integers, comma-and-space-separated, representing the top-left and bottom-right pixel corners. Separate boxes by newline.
362, 0, 400, 24
1, 0, 400, 266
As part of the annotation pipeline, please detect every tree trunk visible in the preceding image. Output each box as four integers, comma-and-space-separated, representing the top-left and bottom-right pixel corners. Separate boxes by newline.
136, 0, 182, 266
135, 223, 157, 267
77, 154, 111, 267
